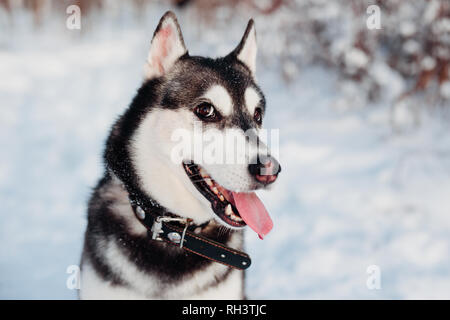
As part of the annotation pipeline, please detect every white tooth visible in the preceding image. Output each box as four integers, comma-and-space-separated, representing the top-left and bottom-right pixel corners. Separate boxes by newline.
218, 194, 225, 202
225, 204, 233, 216
235, 216, 242, 221
212, 187, 219, 194
199, 168, 208, 178
205, 178, 213, 186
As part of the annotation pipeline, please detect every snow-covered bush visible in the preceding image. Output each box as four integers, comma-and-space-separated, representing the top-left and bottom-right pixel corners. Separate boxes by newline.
1, 0, 448, 110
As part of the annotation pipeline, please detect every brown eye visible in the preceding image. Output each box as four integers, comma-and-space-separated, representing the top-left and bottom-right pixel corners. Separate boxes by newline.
254, 108, 262, 125
194, 103, 221, 122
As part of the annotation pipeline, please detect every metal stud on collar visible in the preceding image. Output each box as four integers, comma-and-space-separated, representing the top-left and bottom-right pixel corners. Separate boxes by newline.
136, 206, 146, 220
166, 219, 192, 248
167, 232, 182, 244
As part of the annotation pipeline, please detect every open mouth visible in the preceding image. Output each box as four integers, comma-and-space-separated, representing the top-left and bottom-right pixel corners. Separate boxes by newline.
183, 162, 246, 228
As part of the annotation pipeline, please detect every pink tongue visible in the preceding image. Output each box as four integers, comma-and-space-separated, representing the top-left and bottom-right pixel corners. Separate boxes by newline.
231, 192, 273, 239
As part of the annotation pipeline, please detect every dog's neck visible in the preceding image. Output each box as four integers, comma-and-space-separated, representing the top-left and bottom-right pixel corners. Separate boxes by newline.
108, 171, 227, 239
114, 174, 208, 232
105, 172, 250, 270
85, 173, 247, 289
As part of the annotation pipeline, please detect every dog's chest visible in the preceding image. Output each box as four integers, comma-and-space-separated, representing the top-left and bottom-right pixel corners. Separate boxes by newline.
81, 178, 246, 299
81, 244, 244, 299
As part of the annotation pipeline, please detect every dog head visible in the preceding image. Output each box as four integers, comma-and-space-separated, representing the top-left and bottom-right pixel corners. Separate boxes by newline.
106, 12, 281, 239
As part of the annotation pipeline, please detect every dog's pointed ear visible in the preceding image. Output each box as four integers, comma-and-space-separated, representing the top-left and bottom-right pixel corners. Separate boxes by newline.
230, 19, 257, 75
144, 11, 187, 79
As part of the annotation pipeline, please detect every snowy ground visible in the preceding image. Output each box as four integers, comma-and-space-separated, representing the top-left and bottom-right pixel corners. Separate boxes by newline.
1, 5, 450, 299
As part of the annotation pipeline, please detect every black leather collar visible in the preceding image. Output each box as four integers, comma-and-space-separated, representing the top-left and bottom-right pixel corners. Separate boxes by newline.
127, 189, 251, 270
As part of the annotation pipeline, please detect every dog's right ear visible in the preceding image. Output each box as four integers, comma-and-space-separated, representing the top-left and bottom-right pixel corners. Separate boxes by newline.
144, 11, 187, 79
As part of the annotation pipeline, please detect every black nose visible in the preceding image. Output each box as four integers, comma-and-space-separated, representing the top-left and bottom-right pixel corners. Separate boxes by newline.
248, 155, 281, 185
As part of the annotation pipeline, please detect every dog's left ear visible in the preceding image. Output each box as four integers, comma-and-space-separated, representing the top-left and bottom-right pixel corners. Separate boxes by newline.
229, 19, 257, 75
144, 11, 188, 79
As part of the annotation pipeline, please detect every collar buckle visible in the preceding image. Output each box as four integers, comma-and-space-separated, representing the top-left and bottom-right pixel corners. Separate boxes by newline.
151, 216, 191, 248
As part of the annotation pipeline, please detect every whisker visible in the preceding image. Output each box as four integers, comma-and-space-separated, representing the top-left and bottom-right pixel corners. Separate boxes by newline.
218, 225, 231, 238
217, 226, 224, 237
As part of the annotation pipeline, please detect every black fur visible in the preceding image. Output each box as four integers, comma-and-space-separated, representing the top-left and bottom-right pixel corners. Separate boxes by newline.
82, 175, 237, 292
104, 54, 265, 198
81, 12, 263, 299
82, 55, 255, 295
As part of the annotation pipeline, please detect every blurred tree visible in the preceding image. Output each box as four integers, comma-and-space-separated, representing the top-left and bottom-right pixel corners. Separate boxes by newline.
1, 0, 448, 109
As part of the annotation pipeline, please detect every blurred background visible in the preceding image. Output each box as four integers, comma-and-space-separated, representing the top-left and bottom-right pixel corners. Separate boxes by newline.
1, 0, 449, 299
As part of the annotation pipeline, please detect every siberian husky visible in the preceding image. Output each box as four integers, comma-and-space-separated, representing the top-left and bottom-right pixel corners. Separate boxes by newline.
80, 11, 281, 300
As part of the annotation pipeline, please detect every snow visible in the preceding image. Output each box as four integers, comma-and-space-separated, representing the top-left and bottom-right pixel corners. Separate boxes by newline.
423, 0, 441, 24
403, 39, 421, 55
400, 21, 416, 37
344, 48, 369, 69
1, 4, 450, 300
421, 56, 436, 71
441, 81, 450, 99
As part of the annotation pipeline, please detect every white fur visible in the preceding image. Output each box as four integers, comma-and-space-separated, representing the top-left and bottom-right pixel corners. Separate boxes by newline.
201, 126, 266, 193
81, 13, 270, 301
237, 24, 257, 75
202, 85, 233, 116
81, 255, 243, 300
130, 106, 266, 225
130, 108, 213, 225
80, 187, 244, 299
80, 260, 147, 300
145, 15, 187, 79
